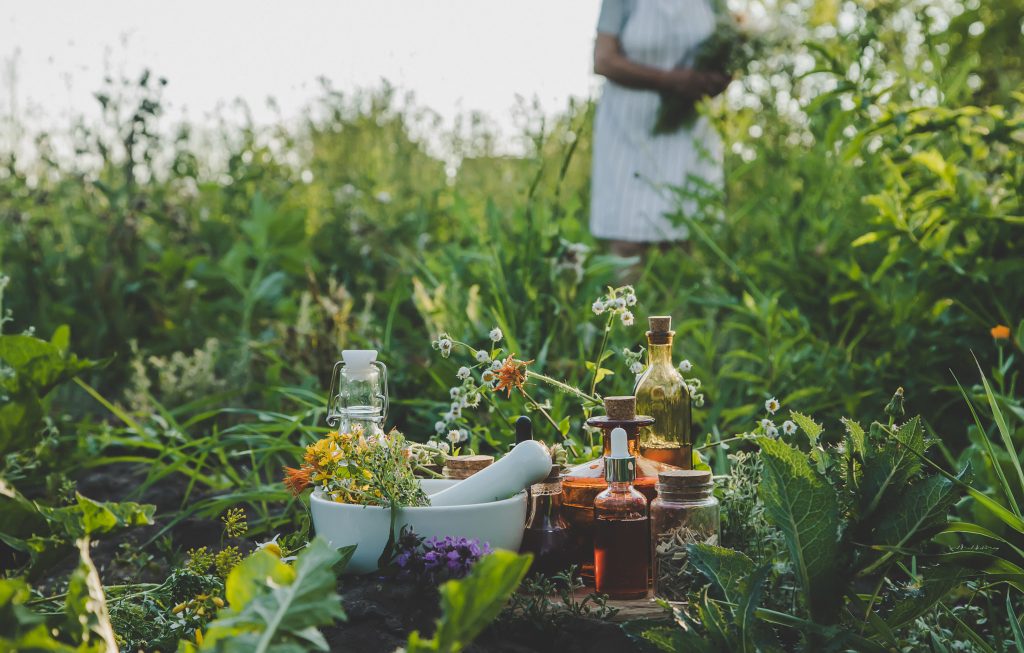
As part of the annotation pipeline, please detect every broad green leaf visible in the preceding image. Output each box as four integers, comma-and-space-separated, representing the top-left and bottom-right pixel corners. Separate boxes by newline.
687, 543, 755, 604
407, 550, 531, 653
789, 411, 823, 446
841, 418, 866, 457
757, 437, 842, 624
883, 565, 968, 630
0, 334, 95, 455
42, 493, 156, 538
225, 550, 296, 610
202, 537, 347, 652
64, 538, 118, 651
870, 470, 960, 550
860, 417, 926, 519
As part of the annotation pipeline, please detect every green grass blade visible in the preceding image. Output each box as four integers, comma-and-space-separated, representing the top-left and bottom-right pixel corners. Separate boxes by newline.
953, 371, 1021, 517
978, 367, 1024, 505
1008, 591, 1024, 653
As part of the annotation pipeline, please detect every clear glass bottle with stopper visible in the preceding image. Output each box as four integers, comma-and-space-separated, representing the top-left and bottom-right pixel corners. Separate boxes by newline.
594, 427, 650, 599
635, 316, 692, 469
326, 350, 389, 437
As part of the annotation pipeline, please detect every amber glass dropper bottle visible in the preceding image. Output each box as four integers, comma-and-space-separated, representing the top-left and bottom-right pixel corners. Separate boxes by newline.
593, 427, 650, 599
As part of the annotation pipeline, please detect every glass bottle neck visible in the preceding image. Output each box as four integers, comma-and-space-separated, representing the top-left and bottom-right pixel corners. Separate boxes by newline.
608, 481, 635, 493
647, 341, 674, 367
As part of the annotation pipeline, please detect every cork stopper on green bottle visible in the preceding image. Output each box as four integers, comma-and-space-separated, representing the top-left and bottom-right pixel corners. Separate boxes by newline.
647, 315, 674, 344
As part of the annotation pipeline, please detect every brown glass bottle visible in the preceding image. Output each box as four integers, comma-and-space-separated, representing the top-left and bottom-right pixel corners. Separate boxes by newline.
593, 428, 650, 599
635, 316, 692, 469
520, 465, 573, 576
562, 396, 677, 576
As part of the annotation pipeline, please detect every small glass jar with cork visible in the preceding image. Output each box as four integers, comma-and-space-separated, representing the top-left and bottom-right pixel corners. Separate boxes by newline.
650, 469, 720, 602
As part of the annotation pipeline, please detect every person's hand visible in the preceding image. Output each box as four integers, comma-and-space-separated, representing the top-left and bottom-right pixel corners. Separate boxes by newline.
662, 69, 731, 99
703, 71, 732, 97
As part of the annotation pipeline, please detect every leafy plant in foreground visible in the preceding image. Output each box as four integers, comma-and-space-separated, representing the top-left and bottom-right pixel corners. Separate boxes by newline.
189, 537, 352, 652
405, 550, 532, 653
642, 389, 968, 651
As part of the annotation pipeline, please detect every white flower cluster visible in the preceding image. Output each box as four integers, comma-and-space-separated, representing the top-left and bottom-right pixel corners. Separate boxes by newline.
681, 376, 705, 408
622, 346, 646, 376
431, 332, 454, 358
430, 327, 511, 438
591, 285, 638, 327
753, 396, 795, 439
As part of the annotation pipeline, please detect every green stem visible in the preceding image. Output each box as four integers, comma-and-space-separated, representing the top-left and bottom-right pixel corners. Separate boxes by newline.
696, 434, 750, 451
526, 371, 600, 405
588, 316, 614, 398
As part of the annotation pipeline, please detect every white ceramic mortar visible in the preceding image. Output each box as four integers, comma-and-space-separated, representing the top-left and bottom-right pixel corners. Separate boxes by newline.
310, 479, 527, 574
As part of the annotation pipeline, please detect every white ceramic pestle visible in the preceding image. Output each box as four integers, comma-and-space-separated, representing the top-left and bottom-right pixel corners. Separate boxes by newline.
428, 440, 552, 507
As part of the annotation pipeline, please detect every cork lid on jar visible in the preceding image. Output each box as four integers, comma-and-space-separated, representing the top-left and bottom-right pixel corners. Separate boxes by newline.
657, 469, 713, 488
443, 454, 494, 480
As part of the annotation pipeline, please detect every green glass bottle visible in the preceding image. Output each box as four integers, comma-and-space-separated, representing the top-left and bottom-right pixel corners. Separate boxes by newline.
634, 316, 692, 469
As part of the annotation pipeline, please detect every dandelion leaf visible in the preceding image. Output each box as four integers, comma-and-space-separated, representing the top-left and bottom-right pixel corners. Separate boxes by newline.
789, 411, 823, 446
757, 437, 843, 624
201, 537, 347, 652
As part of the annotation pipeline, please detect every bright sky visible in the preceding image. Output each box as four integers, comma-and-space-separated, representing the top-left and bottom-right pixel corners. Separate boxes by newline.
1, 1, 604, 147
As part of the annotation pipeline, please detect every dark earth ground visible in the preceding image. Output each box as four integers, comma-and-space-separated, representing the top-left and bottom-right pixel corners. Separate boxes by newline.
33, 464, 660, 652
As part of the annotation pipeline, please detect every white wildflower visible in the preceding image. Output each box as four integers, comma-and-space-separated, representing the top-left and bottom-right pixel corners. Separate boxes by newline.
449, 387, 460, 399
766, 425, 779, 438
438, 338, 453, 358
625, 293, 637, 306
489, 327, 503, 342
435, 421, 446, 433
475, 350, 491, 363
620, 310, 635, 326
782, 420, 797, 436
449, 404, 462, 418
612, 297, 627, 310
679, 359, 693, 373
375, 191, 392, 204
765, 397, 780, 414
447, 429, 462, 444
592, 300, 606, 315
760, 418, 774, 431
490, 359, 502, 371
456, 366, 471, 380
630, 361, 644, 375
481, 370, 496, 385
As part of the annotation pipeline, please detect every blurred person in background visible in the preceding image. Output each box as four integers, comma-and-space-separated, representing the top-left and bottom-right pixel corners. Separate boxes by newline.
591, 0, 730, 261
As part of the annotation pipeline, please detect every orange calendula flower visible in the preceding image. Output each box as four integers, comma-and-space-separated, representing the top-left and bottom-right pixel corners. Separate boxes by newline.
991, 324, 1011, 340
283, 465, 314, 495
493, 355, 533, 397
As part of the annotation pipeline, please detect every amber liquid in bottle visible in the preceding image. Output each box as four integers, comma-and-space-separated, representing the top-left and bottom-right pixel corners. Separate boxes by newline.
593, 481, 649, 599
635, 319, 692, 470
562, 438, 660, 575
